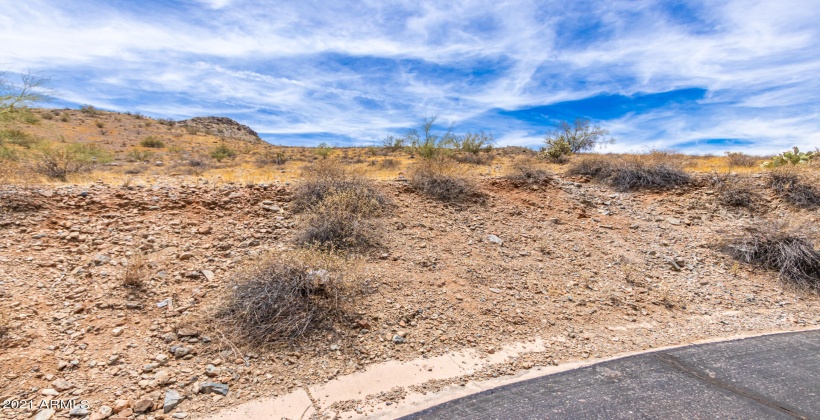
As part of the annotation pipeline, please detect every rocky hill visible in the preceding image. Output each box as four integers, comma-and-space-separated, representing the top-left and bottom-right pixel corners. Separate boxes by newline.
176, 116, 263, 144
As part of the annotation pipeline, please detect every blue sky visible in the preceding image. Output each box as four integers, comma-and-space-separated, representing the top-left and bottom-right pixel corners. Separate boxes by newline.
2, 0, 819, 154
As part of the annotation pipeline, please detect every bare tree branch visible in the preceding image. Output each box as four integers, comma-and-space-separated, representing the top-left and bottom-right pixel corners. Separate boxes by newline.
0, 69, 54, 113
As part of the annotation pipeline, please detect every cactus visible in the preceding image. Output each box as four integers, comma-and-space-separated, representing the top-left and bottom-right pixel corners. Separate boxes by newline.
761, 147, 815, 168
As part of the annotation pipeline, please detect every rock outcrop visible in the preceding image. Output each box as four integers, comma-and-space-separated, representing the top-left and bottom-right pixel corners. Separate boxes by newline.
177, 116, 262, 143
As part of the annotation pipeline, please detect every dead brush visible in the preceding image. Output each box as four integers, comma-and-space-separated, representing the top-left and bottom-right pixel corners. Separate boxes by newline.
568, 155, 690, 191
378, 158, 399, 170
709, 173, 763, 210
725, 152, 760, 167
292, 159, 388, 215
767, 170, 820, 209
566, 156, 617, 179
213, 251, 347, 345
724, 222, 820, 293
607, 159, 690, 192
506, 157, 551, 185
296, 191, 381, 250
0, 310, 10, 343
123, 251, 148, 289
408, 159, 482, 202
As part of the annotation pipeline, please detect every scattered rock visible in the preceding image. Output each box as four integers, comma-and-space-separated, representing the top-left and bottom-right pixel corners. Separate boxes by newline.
155, 369, 172, 385
133, 399, 154, 413
95, 405, 113, 420
69, 406, 89, 417
172, 346, 190, 358
200, 382, 229, 396
164, 389, 184, 413
35, 409, 56, 420
52, 378, 73, 391
487, 235, 503, 245
112, 399, 130, 413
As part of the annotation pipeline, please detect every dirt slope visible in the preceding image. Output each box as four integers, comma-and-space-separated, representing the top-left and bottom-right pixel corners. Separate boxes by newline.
1, 171, 818, 419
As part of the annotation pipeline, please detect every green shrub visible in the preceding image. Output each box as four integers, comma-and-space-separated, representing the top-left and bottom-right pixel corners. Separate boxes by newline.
0, 129, 38, 148
314, 143, 333, 159
405, 116, 457, 159
210, 144, 237, 161
79, 104, 100, 115
0, 145, 19, 161
457, 131, 494, 154
29, 143, 111, 181
67, 143, 112, 163
256, 150, 288, 166
381, 135, 405, 152
126, 149, 154, 162
540, 138, 572, 162
139, 136, 165, 148
762, 147, 815, 168
542, 119, 613, 159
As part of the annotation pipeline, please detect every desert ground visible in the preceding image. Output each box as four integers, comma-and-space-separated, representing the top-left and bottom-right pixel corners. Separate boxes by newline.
1, 108, 819, 419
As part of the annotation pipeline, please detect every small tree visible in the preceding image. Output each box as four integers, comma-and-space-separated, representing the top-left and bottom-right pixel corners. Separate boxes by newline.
456, 131, 494, 154
0, 69, 53, 113
544, 119, 613, 154
405, 116, 457, 159
381, 135, 405, 152
314, 142, 333, 159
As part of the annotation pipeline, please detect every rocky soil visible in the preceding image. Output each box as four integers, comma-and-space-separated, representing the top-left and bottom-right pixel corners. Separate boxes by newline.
1, 174, 818, 419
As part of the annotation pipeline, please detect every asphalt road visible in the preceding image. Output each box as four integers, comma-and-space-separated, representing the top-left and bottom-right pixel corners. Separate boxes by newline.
401, 330, 820, 420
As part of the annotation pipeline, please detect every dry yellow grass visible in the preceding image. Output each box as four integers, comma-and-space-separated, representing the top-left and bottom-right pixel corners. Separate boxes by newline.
4, 108, 818, 188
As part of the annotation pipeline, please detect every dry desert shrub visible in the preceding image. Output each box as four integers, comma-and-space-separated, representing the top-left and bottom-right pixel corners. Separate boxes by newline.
214, 250, 347, 345
607, 161, 690, 191
0, 310, 10, 343
452, 152, 493, 165
566, 155, 617, 179
139, 136, 165, 148
767, 169, 820, 209
709, 173, 763, 210
725, 152, 760, 167
292, 159, 388, 215
123, 251, 148, 289
408, 159, 482, 202
378, 158, 399, 169
296, 191, 381, 250
294, 160, 388, 250
724, 221, 820, 293
506, 156, 551, 184
568, 155, 690, 191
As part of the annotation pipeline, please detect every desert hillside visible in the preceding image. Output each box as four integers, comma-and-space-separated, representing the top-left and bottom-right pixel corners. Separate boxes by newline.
1, 108, 819, 419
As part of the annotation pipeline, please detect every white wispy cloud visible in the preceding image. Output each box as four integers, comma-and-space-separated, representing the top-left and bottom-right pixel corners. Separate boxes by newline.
1, 0, 818, 152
